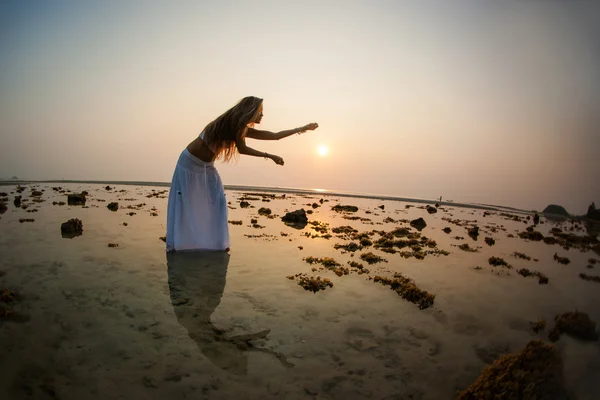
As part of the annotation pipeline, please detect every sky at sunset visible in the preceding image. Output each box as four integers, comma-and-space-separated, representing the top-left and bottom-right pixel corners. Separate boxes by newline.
1, 0, 599, 214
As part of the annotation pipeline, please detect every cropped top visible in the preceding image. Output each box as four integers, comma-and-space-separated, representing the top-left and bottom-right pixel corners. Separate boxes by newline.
199, 131, 217, 153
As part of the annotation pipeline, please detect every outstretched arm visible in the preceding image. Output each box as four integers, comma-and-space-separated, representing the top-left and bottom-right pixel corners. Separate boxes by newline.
246, 123, 319, 140
236, 136, 285, 165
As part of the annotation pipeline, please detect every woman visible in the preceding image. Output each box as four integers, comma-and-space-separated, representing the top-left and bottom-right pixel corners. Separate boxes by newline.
166, 96, 319, 252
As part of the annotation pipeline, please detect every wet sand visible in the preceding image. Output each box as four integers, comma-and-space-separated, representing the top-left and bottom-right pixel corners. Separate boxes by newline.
1, 183, 599, 399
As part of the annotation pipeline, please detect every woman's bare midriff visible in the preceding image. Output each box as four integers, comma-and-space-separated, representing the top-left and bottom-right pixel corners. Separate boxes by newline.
186, 138, 215, 162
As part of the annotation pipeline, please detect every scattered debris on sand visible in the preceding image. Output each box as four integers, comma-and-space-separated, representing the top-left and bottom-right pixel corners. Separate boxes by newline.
228, 220, 243, 225
108, 243, 119, 248
61, 218, 83, 238
512, 252, 532, 261
553, 253, 570, 265
304, 256, 341, 268
18, 218, 35, 223
281, 209, 308, 229
67, 193, 86, 206
107, 202, 119, 211
517, 268, 549, 284
372, 273, 435, 309
548, 311, 598, 342
332, 205, 358, 213
456, 340, 568, 400
334, 242, 362, 252
579, 273, 600, 283
484, 237, 495, 246
286, 274, 333, 293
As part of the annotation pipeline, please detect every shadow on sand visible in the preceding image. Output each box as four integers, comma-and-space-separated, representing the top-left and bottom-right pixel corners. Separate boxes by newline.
167, 251, 293, 375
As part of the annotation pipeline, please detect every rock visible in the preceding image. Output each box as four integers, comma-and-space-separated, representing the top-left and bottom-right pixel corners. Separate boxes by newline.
240, 201, 250, 208
587, 202, 600, 220
67, 193, 86, 206
61, 218, 83, 238
378, 204, 385, 210
543, 204, 569, 218
410, 218, 427, 231
107, 202, 119, 211
105, 186, 112, 191
258, 207, 272, 216
31, 190, 43, 197
426, 205, 437, 214
533, 213, 540, 225
468, 226, 479, 240
484, 237, 495, 246
442, 227, 452, 234
548, 311, 598, 342
282, 209, 308, 229
13, 196, 21, 208
332, 205, 358, 213
0, 202, 6, 214
456, 340, 568, 400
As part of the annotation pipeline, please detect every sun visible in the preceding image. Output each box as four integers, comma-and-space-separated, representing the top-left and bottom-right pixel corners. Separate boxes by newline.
317, 145, 329, 156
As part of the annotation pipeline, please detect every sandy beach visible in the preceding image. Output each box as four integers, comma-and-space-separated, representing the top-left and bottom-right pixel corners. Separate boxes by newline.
1, 183, 599, 399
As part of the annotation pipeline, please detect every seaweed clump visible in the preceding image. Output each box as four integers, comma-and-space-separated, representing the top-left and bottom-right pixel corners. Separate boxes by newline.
373, 273, 435, 309
488, 257, 511, 268
359, 252, 387, 265
332, 205, 358, 213
518, 230, 544, 241
455, 340, 568, 400
548, 311, 598, 342
286, 274, 333, 293
553, 253, 570, 265
579, 273, 600, 283
517, 268, 549, 284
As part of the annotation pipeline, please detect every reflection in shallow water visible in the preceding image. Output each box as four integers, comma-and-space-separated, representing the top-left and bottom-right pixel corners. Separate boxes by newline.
167, 251, 250, 375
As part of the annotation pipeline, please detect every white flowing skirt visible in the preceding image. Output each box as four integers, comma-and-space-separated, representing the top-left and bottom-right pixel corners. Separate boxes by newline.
166, 149, 230, 251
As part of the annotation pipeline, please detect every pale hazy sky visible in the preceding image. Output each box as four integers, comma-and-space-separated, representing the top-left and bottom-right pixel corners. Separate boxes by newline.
1, 0, 599, 214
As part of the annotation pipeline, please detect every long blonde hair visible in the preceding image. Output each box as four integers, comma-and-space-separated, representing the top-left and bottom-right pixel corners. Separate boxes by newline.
202, 96, 263, 162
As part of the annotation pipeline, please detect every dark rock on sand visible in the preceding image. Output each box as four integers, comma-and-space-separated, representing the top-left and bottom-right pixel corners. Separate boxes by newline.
61, 218, 83, 238
13, 196, 21, 208
587, 202, 600, 220
442, 227, 452, 234
0, 202, 6, 214
543, 204, 569, 218
282, 209, 308, 229
332, 205, 358, 213
456, 340, 568, 400
468, 226, 479, 240
107, 202, 119, 211
240, 201, 250, 208
410, 217, 427, 231
258, 207, 272, 216
31, 190, 43, 197
533, 213, 540, 225
548, 311, 598, 342
426, 205, 437, 214
484, 237, 495, 246
67, 193, 86, 206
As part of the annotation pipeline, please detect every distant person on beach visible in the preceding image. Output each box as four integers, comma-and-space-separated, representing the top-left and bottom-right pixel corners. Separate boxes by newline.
166, 96, 319, 252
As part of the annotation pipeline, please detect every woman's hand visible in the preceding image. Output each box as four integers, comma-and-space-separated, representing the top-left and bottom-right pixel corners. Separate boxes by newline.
269, 154, 285, 166
298, 123, 319, 134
